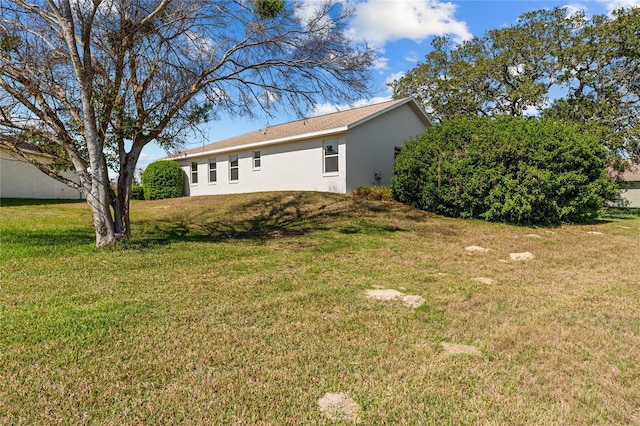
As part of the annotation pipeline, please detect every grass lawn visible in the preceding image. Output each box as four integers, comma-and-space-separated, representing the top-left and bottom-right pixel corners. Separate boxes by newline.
1, 192, 639, 424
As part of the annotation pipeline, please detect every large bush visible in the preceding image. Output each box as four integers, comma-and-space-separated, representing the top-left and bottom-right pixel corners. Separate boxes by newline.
142, 160, 184, 200
391, 116, 617, 225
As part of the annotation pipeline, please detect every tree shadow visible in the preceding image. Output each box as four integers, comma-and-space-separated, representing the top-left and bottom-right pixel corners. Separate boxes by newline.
134, 192, 402, 246
1, 227, 95, 251
0, 198, 85, 207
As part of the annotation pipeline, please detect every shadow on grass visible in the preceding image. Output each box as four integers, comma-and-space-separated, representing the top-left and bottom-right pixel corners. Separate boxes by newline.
600, 207, 640, 220
0, 198, 85, 207
1, 228, 95, 252
133, 193, 401, 247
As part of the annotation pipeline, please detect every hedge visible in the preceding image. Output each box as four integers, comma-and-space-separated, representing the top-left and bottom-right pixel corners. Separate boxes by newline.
142, 160, 184, 200
391, 116, 617, 225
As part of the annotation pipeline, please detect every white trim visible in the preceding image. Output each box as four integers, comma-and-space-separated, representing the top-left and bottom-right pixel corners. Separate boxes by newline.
172, 128, 347, 160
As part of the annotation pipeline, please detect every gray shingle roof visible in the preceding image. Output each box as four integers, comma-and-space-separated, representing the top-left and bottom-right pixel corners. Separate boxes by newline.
170, 97, 429, 159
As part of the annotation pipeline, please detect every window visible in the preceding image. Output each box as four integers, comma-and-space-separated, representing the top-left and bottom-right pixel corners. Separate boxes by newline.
208, 158, 217, 183
229, 154, 239, 181
253, 151, 261, 169
190, 161, 198, 184
323, 139, 339, 173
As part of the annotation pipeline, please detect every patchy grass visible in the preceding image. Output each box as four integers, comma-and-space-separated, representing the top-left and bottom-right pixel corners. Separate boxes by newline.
1, 192, 639, 424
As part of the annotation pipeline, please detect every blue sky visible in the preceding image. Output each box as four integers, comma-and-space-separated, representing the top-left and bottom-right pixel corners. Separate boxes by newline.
137, 0, 640, 172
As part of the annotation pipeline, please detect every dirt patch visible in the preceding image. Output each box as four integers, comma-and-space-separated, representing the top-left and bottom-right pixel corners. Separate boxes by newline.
365, 289, 425, 308
317, 392, 360, 423
587, 231, 604, 235
441, 342, 482, 357
524, 234, 542, 239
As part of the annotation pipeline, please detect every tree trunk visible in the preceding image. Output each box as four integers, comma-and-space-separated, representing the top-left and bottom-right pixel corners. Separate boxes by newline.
112, 146, 143, 240
85, 176, 118, 247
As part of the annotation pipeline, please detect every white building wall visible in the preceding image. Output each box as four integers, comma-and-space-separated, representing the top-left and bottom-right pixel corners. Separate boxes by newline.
0, 148, 83, 199
345, 103, 429, 192
181, 136, 347, 196
617, 182, 640, 208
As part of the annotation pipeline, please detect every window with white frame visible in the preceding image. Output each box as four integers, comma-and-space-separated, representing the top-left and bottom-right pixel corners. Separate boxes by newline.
208, 158, 217, 183
323, 139, 339, 173
190, 161, 198, 184
229, 154, 239, 181
253, 151, 261, 169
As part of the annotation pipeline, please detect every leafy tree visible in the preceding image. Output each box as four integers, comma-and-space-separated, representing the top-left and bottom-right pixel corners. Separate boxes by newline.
142, 160, 182, 200
0, 0, 374, 246
391, 117, 617, 225
391, 7, 640, 160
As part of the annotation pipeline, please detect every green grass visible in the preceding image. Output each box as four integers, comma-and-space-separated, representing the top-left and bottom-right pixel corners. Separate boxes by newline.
1, 193, 640, 424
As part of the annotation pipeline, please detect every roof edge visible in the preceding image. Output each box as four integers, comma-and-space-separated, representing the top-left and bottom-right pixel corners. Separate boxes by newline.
346, 97, 432, 130
169, 126, 347, 160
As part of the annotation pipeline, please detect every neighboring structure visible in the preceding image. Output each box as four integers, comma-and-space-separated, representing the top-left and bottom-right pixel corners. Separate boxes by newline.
170, 97, 431, 196
0, 143, 83, 199
617, 166, 640, 207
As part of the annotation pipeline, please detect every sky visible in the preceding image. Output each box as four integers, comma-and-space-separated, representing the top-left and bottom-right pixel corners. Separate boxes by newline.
136, 0, 640, 173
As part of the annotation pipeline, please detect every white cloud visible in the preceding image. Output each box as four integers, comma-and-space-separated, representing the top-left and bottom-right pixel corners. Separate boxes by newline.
404, 51, 419, 63
384, 72, 405, 94
374, 56, 389, 70
522, 105, 541, 117
564, 3, 588, 16
385, 72, 405, 86
308, 96, 392, 117
346, 0, 472, 46
597, 0, 640, 13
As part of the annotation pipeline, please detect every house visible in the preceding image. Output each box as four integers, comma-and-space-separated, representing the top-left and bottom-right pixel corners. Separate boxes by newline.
0, 143, 83, 199
170, 97, 431, 196
617, 165, 640, 207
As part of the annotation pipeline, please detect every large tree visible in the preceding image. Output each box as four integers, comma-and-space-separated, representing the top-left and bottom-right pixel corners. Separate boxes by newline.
0, 0, 374, 247
391, 7, 640, 161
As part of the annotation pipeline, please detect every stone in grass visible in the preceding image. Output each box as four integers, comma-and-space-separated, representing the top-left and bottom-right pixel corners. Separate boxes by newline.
471, 277, 496, 285
587, 231, 604, 235
317, 392, 360, 423
524, 234, 542, 239
465, 245, 489, 253
441, 342, 482, 357
509, 252, 535, 261
365, 289, 425, 308
402, 294, 426, 308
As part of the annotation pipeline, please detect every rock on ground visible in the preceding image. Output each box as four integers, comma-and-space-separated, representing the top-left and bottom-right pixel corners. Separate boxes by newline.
317, 392, 360, 423
524, 234, 542, 239
471, 277, 496, 285
509, 252, 535, 261
465, 245, 489, 253
365, 289, 425, 308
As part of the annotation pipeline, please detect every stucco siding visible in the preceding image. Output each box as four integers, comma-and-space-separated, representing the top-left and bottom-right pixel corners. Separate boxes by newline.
345, 103, 428, 192
181, 137, 347, 196
617, 182, 640, 208
0, 148, 83, 199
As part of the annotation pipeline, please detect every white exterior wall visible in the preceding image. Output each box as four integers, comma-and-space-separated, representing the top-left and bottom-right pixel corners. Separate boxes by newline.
345, 103, 428, 192
0, 148, 83, 199
617, 182, 640, 208
181, 136, 347, 196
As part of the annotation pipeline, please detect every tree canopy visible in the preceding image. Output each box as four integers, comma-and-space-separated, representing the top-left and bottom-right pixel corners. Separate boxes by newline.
391, 7, 640, 161
0, 0, 375, 246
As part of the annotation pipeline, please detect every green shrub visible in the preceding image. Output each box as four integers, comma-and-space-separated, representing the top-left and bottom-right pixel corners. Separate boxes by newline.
130, 185, 145, 200
142, 160, 184, 200
353, 185, 394, 201
391, 116, 617, 225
